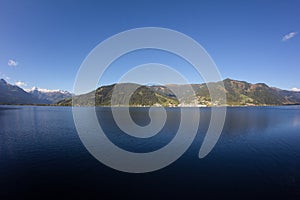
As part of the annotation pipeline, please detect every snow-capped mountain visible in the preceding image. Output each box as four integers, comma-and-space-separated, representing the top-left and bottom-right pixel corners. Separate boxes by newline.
26, 87, 72, 104
0, 79, 42, 104
0, 79, 72, 104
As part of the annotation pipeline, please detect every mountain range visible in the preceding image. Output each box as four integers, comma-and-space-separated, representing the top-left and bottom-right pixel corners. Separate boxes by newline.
0, 79, 72, 104
25, 87, 72, 104
57, 78, 300, 106
1, 78, 299, 106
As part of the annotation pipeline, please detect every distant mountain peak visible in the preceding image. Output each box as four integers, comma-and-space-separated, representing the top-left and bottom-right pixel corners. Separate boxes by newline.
26, 87, 72, 104
0, 79, 7, 85
32, 86, 38, 91
0, 79, 42, 104
0, 80, 72, 104
223, 78, 233, 82
25, 87, 70, 94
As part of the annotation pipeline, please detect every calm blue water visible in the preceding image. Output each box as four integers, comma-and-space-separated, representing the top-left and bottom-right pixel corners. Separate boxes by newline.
0, 106, 300, 199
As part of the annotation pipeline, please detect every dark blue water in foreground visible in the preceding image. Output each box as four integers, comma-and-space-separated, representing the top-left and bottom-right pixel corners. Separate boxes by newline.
0, 106, 300, 199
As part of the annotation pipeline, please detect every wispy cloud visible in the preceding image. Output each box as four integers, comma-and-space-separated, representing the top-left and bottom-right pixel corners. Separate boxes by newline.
282, 32, 297, 41
291, 87, 300, 92
15, 81, 27, 87
8, 59, 18, 67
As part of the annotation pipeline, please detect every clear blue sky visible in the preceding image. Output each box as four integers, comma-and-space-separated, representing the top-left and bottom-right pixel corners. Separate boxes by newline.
0, 0, 299, 92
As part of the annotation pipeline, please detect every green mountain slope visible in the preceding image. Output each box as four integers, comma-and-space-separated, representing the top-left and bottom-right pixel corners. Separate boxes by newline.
58, 83, 179, 106
57, 79, 300, 106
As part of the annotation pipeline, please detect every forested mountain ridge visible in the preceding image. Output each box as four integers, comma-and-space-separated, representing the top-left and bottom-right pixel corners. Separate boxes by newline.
57, 79, 300, 106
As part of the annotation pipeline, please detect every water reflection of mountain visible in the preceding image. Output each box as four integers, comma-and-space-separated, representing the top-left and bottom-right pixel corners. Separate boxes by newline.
198, 107, 300, 136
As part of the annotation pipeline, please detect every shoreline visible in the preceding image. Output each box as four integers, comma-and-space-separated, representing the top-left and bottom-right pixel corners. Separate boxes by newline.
1, 104, 299, 108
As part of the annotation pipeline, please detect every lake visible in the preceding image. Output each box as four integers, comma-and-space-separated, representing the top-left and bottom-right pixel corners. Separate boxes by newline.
0, 106, 300, 199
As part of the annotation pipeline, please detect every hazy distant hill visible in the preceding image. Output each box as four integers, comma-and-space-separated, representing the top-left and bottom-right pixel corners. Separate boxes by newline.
57, 79, 300, 106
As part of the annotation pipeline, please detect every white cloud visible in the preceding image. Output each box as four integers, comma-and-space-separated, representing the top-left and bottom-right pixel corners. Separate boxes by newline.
282, 32, 297, 41
291, 87, 300, 92
15, 81, 27, 87
8, 59, 18, 67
